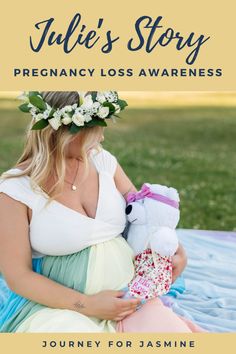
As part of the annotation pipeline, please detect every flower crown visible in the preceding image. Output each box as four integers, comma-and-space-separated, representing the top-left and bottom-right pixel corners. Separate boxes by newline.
18, 91, 128, 134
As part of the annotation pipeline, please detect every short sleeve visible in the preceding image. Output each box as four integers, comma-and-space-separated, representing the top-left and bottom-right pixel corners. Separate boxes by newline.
90, 148, 118, 176
0, 172, 36, 209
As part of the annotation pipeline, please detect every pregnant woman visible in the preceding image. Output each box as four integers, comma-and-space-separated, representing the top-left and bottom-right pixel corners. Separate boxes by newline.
0, 91, 195, 332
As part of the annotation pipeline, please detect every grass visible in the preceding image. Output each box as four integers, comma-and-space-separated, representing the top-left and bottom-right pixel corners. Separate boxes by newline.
0, 99, 236, 231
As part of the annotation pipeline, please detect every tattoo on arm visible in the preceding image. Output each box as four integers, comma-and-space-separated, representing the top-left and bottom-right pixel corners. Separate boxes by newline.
73, 300, 86, 312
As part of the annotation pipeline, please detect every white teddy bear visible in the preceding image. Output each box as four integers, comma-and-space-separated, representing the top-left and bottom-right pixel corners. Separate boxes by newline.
124, 183, 180, 299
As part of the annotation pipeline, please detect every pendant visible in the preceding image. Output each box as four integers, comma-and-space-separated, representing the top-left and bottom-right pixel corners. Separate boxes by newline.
72, 185, 77, 191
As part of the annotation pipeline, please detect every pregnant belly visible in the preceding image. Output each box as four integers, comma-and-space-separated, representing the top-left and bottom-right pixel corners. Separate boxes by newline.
41, 235, 135, 295
85, 235, 135, 295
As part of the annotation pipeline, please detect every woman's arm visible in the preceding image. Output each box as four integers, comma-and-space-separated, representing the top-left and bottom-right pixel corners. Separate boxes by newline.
0, 193, 88, 309
114, 163, 137, 200
0, 193, 141, 321
171, 243, 187, 283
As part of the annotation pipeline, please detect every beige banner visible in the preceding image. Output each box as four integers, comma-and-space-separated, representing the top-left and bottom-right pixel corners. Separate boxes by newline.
0, 0, 235, 90
1, 333, 236, 354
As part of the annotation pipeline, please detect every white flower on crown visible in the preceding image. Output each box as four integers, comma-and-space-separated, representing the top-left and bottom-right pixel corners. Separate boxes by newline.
83, 94, 93, 106
97, 106, 109, 119
61, 116, 72, 125
61, 104, 77, 114
91, 101, 100, 114
60, 105, 75, 125
29, 106, 38, 116
96, 92, 106, 104
48, 116, 62, 130
104, 91, 118, 103
86, 103, 100, 118
84, 114, 92, 122
72, 111, 85, 126
53, 109, 63, 120
34, 113, 45, 121
81, 94, 95, 112
29, 105, 42, 120
76, 106, 87, 115
74, 94, 95, 123
113, 103, 121, 113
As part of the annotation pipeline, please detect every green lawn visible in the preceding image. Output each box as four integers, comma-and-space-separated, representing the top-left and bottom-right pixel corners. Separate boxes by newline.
0, 99, 236, 231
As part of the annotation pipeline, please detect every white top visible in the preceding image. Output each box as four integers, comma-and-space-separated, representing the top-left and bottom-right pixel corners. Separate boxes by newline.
0, 148, 127, 258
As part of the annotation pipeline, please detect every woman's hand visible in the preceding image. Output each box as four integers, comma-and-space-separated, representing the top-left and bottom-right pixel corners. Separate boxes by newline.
74, 290, 142, 321
171, 243, 187, 283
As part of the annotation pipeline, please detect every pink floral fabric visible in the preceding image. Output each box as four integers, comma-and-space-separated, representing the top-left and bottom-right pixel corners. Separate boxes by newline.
128, 248, 172, 299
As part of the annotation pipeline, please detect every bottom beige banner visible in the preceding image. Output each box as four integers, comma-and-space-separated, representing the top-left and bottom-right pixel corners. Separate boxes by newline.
0, 333, 235, 354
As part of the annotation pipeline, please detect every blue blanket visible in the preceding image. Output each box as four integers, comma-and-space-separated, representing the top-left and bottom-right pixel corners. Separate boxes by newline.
1, 229, 236, 332
166, 229, 236, 332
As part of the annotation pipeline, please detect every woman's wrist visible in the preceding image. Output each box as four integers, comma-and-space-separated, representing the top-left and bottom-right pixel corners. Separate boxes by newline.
171, 243, 187, 283
178, 243, 187, 268
67, 290, 89, 314
72, 295, 87, 313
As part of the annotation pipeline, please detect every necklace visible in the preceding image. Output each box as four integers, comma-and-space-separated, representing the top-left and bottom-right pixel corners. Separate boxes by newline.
64, 158, 80, 191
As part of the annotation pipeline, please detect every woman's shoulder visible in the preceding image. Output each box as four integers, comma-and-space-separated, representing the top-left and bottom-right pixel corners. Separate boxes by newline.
90, 146, 118, 176
0, 159, 32, 176
0, 161, 37, 209
0, 161, 30, 184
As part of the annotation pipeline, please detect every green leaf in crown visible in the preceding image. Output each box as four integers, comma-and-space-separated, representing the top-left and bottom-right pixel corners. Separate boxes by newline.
91, 92, 97, 102
28, 92, 47, 111
48, 107, 56, 118
29, 91, 41, 96
117, 99, 128, 110
19, 103, 31, 113
32, 119, 49, 130
86, 118, 108, 127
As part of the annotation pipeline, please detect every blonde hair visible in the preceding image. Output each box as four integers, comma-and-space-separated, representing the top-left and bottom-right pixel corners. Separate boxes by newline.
0, 91, 104, 206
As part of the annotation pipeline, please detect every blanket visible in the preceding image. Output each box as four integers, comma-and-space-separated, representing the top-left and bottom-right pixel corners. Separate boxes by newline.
164, 229, 236, 332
